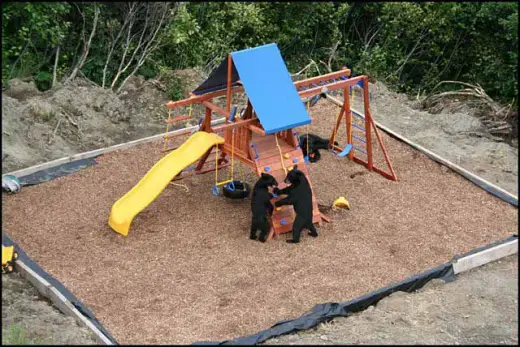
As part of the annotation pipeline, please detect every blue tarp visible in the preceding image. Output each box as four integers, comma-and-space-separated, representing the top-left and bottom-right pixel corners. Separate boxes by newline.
230, 43, 311, 134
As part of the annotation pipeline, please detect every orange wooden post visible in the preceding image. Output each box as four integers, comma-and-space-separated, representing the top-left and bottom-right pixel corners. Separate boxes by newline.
226, 55, 233, 112
363, 76, 373, 170
199, 105, 212, 133
367, 109, 399, 181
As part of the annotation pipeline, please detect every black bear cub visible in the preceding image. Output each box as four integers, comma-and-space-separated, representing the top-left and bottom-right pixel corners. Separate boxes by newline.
250, 173, 278, 242
274, 165, 318, 244
300, 133, 338, 163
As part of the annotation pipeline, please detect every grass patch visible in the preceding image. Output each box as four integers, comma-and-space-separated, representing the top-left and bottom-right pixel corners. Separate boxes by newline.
2, 323, 52, 345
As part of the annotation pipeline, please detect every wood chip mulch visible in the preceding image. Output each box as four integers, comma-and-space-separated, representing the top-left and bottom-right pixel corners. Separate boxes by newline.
2, 102, 517, 344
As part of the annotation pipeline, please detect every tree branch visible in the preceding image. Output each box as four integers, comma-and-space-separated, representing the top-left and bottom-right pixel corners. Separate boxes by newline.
64, 2, 100, 84
52, 46, 60, 88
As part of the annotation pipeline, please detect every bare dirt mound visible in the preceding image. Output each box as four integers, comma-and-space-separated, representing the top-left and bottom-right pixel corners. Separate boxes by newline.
265, 255, 518, 345
361, 82, 518, 195
2, 272, 99, 345
2, 70, 207, 174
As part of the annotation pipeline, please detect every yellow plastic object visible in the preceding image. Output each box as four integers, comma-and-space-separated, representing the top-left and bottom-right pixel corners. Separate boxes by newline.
284, 153, 290, 159
333, 197, 351, 210
2, 245, 17, 274
108, 131, 225, 236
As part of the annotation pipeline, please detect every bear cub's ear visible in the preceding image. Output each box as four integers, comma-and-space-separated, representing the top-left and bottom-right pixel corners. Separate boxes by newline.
261, 173, 268, 178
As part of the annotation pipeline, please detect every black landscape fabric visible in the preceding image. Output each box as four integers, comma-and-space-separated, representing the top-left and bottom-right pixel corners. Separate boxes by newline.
18, 157, 98, 186
194, 262, 455, 345
2, 233, 118, 345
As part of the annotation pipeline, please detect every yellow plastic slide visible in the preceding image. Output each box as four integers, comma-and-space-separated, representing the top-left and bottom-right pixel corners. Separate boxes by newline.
108, 131, 225, 236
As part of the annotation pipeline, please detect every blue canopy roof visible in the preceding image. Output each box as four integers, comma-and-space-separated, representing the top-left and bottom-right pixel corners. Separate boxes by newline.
231, 43, 311, 134
193, 43, 311, 135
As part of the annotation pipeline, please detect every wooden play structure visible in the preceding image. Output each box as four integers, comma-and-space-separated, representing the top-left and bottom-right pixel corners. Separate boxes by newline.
159, 43, 398, 240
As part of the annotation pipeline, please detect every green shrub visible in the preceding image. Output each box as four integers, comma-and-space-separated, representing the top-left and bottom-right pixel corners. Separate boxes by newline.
165, 74, 184, 101
34, 71, 53, 91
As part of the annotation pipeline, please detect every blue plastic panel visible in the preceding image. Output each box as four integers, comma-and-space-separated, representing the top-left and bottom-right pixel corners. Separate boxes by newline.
231, 43, 311, 134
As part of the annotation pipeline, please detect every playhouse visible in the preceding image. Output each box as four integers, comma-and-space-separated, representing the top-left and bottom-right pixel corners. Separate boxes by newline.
108, 43, 398, 238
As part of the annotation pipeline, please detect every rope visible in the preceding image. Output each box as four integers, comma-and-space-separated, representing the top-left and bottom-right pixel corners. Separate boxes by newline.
169, 181, 189, 193
215, 144, 219, 186
230, 128, 235, 181
275, 133, 287, 175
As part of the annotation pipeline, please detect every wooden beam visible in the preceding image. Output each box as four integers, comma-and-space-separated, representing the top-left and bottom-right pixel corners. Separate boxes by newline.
227, 55, 233, 111
452, 239, 518, 274
198, 106, 213, 133
165, 115, 191, 124
298, 76, 365, 99
212, 118, 257, 132
363, 76, 373, 170
195, 147, 213, 171
294, 69, 351, 89
163, 129, 193, 139
166, 69, 358, 110
367, 108, 398, 181
330, 107, 345, 148
202, 101, 230, 118
166, 86, 245, 109
15, 260, 114, 345
248, 124, 266, 136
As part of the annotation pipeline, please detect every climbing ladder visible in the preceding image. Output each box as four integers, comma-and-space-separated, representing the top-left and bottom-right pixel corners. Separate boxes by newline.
350, 110, 369, 161
162, 105, 194, 153
249, 132, 323, 240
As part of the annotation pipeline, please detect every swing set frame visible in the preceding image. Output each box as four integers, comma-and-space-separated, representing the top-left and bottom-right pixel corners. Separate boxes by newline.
164, 60, 397, 183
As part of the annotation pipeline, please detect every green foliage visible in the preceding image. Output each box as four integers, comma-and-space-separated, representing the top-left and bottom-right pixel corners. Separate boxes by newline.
164, 74, 184, 101
1, 2, 517, 105
34, 71, 53, 91
2, 2, 71, 86
2, 323, 50, 345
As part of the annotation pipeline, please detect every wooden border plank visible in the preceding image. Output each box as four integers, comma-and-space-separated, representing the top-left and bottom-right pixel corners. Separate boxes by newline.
15, 260, 114, 345
4, 118, 227, 179
452, 239, 518, 274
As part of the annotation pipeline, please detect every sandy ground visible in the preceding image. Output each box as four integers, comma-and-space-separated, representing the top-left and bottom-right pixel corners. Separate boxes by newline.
2, 111, 517, 344
1, 77, 517, 345
360, 83, 518, 196
265, 254, 518, 345
1, 272, 98, 345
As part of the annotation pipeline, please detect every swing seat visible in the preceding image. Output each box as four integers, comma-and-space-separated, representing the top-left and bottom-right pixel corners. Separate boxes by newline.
223, 180, 251, 199
333, 144, 353, 157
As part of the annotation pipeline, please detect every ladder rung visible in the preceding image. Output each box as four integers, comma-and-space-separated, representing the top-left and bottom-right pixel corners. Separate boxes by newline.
352, 123, 365, 132
161, 146, 178, 153
165, 115, 191, 124
352, 112, 364, 120
352, 135, 366, 143
163, 129, 192, 139
353, 146, 367, 154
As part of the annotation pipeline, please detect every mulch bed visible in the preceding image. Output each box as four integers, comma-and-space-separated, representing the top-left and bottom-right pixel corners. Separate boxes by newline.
2, 102, 517, 344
